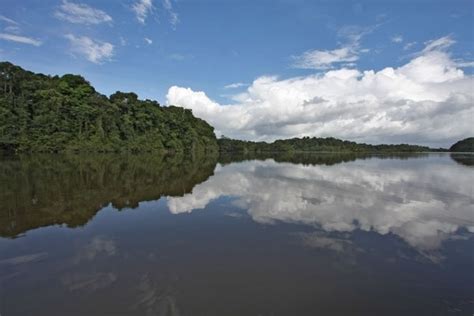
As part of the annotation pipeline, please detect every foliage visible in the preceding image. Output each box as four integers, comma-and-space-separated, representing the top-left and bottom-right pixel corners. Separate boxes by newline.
449, 137, 474, 152
0, 62, 218, 153
218, 136, 446, 153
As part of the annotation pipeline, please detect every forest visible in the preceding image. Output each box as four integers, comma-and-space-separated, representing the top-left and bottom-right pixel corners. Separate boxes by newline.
450, 137, 474, 152
218, 136, 446, 153
0, 62, 218, 153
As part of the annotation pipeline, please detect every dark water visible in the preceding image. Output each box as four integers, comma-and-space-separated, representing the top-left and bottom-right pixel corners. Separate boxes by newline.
0, 153, 473, 316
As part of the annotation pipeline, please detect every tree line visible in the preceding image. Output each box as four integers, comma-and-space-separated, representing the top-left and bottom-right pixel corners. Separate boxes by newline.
218, 136, 447, 153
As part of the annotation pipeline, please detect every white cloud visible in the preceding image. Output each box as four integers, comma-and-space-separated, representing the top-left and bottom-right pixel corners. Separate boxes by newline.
419, 36, 473, 68
163, 0, 179, 28
293, 47, 359, 70
391, 35, 403, 43
292, 24, 373, 70
167, 36, 474, 147
4, 25, 21, 34
455, 61, 474, 68
422, 35, 455, 53
224, 82, 247, 89
132, 0, 154, 24
55, 0, 112, 25
131, 0, 178, 27
0, 15, 18, 25
168, 11, 179, 28
144, 37, 152, 45
65, 34, 114, 64
0, 33, 42, 46
0, 15, 40, 45
403, 41, 417, 51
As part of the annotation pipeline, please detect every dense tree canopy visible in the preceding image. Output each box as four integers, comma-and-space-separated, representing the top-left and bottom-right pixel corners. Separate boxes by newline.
449, 137, 474, 152
0, 62, 218, 153
218, 136, 445, 153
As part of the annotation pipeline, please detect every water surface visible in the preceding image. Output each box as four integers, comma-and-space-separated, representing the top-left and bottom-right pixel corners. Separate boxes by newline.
0, 153, 473, 315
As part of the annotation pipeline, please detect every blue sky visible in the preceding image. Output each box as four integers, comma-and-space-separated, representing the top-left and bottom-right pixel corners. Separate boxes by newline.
1, 0, 473, 145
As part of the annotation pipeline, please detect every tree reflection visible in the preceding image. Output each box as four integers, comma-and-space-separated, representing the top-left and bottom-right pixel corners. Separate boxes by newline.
0, 153, 218, 237
450, 153, 474, 166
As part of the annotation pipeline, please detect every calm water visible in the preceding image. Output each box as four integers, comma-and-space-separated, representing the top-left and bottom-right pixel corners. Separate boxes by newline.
0, 153, 473, 316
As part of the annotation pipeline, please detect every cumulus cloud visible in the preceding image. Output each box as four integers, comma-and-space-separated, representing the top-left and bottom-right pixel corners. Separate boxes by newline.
65, 34, 114, 64
132, 0, 154, 24
55, 0, 112, 25
0, 33, 42, 46
167, 158, 474, 252
167, 36, 474, 147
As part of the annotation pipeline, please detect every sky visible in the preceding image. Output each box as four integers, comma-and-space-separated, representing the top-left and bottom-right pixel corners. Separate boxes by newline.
0, 0, 473, 147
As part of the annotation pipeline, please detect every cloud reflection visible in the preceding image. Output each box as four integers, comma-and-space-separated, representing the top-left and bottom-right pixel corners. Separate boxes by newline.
73, 236, 117, 264
168, 157, 474, 251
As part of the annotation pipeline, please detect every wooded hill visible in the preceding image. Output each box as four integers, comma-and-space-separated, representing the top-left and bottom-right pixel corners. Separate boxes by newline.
0, 62, 218, 153
450, 138, 474, 152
